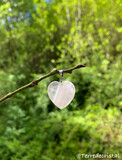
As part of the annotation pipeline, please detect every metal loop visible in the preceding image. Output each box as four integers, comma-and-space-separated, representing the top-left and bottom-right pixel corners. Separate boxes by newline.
59, 70, 63, 82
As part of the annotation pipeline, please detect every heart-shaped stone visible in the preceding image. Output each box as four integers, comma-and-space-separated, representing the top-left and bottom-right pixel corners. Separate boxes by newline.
48, 81, 75, 109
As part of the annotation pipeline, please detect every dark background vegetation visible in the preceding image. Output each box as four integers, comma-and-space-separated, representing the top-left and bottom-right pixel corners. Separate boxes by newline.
0, 0, 121, 159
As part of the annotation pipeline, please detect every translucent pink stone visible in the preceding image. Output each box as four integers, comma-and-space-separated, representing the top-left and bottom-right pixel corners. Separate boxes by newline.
48, 81, 75, 109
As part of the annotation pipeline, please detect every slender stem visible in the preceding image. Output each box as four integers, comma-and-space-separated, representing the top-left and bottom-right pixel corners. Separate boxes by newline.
0, 64, 86, 103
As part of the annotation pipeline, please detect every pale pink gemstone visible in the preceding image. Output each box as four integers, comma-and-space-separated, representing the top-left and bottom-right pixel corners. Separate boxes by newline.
48, 81, 75, 109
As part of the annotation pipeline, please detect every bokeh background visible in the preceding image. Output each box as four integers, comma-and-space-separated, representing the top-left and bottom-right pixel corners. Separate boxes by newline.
0, 0, 122, 159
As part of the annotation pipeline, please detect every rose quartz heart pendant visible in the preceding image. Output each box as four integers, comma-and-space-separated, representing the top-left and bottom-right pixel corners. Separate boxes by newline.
48, 81, 75, 109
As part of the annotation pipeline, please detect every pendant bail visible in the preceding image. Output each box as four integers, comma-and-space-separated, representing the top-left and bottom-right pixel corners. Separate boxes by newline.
59, 70, 63, 82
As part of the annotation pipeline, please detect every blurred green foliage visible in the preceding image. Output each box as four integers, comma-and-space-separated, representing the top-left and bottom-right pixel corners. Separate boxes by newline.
0, 0, 121, 159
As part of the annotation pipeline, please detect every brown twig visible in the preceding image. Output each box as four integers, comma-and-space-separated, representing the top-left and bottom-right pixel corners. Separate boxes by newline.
0, 64, 86, 103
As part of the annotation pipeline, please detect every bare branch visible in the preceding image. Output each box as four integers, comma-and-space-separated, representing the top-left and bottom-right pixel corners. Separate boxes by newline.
0, 64, 86, 103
